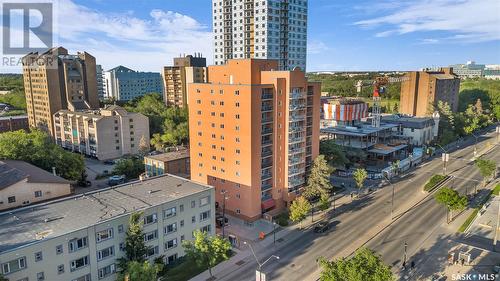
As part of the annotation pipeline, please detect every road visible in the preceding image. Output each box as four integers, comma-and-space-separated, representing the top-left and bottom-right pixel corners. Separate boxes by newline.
216, 129, 499, 281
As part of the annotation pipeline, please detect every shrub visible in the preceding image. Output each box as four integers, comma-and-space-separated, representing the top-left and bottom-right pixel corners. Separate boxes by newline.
424, 174, 447, 191
275, 212, 289, 227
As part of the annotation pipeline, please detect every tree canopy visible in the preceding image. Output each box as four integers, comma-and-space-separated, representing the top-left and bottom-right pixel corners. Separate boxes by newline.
475, 158, 497, 181
353, 168, 368, 189
303, 155, 334, 199
434, 187, 468, 212
0, 130, 84, 180
117, 261, 162, 281
318, 247, 394, 281
118, 212, 149, 273
319, 140, 349, 168
113, 157, 145, 179
182, 230, 231, 277
289, 197, 312, 226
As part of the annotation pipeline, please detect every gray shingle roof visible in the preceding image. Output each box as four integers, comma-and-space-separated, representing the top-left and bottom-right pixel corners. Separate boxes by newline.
0, 160, 69, 190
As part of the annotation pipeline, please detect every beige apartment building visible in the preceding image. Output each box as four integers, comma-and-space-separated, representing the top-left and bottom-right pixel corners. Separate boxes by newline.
400, 68, 460, 117
0, 160, 71, 211
188, 59, 320, 221
0, 174, 215, 281
53, 105, 149, 160
144, 148, 191, 179
163, 54, 208, 107
22, 47, 99, 137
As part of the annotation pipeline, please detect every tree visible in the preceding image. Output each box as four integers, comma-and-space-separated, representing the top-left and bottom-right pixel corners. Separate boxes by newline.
138, 135, 150, 156
113, 157, 145, 179
289, 197, 312, 228
318, 247, 394, 281
0, 274, 8, 281
118, 212, 149, 272
475, 158, 497, 187
0, 130, 84, 180
318, 194, 330, 211
319, 140, 349, 168
434, 187, 468, 223
117, 261, 162, 281
304, 155, 334, 199
353, 168, 368, 190
182, 230, 231, 277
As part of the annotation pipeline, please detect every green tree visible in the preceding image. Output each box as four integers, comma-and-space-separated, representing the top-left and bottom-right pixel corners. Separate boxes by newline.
318, 247, 394, 281
113, 157, 145, 179
318, 194, 331, 211
434, 187, 468, 223
319, 140, 349, 168
303, 155, 334, 199
0, 130, 84, 180
117, 212, 149, 272
117, 261, 162, 281
289, 197, 312, 228
475, 158, 497, 186
0, 273, 8, 281
138, 135, 150, 156
353, 168, 368, 190
182, 230, 231, 278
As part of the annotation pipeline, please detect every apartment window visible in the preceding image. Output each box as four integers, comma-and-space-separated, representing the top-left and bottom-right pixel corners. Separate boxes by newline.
200, 210, 211, 221
191, 200, 196, 208
164, 222, 177, 234
235, 114, 240, 119
200, 196, 210, 207
7, 196, 15, 203
236, 149, 241, 154
116, 146, 119, 150
146, 246, 159, 257
34, 251, 43, 262
220, 113, 225, 117
236, 209, 241, 214
57, 264, 65, 274
72, 274, 91, 281
164, 207, 176, 219
235, 90, 240, 95
180, 204, 184, 212
181, 235, 185, 242
69, 237, 88, 252
37, 272, 44, 281
196, 99, 201, 104
97, 246, 115, 261
1, 257, 26, 274
96, 228, 113, 243
34, 190, 42, 198
56, 245, 63, 255
220, 101, 224, 106
70, 256, 89, 272
98, 264, 116, 279
143, 230, 158, 242
118, 224, 124, 233
200, 225, 211, 233
192, 216, 196, 223
143, 213, 158, 225
235, 102, 240, 107
235, 125, 240, 131
165, 238, 178, 250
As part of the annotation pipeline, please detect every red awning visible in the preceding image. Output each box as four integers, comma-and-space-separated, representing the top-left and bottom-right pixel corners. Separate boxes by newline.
261, 199, 276, 210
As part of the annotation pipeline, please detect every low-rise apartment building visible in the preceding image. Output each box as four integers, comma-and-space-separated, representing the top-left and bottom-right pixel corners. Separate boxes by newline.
144, 149, 190, 179
380, 114, 440, 146
0, 115, 29, 133
0, 160, 71, 211
53, 105, 149, 160
0, 174, 215, 281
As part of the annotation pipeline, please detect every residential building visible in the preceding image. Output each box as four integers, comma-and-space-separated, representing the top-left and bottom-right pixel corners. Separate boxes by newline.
0, 115, 29, 133
0, 160, 71, 211
53, 105, 149, 160
22, 47, 100, 137
104, 66, 163, 101
449, 61, 485, 79
400, 68, 460, 117
144, 148, 191, 179
188, 59, 320, 221
163, 54, 208, 107
484, 65, 500, 80
380, 114, 440, 146
96, 64, 105, 100
0, 174, 215, 281
212, 0, 308, 71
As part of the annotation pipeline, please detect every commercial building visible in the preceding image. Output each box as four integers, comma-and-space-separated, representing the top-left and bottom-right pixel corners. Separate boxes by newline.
53, 106, 149, 160
0, 115, 29, 133
0, 174, 215, 281
104, 66, 163, 101
484, 65, 500, 80
188, 59, 320, 221
449, 61, 485, 79
163, 54, 208, 107
144, 148, 191, 179
96, 64, 105, 100
0, 160, 72, 211
321, 97, 368, 128
212, 0, 308, 71
379, 114, 440, 146
400, 68, 460, 117
22, 47, 100, 137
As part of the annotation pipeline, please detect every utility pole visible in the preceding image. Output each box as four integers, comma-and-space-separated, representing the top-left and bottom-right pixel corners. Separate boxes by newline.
496, 125, 500, 143
221, 190, 229, 238
333, 192, 336, 213
494, 198, 500, 252
436, 144, 449, 175
403, 241, 408, 269
273, 221, 276, 244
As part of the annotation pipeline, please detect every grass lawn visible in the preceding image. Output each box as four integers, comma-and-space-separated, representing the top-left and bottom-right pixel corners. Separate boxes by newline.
163, 259, 206, 281
493, 184, 500, 196
424, 174, 447, 192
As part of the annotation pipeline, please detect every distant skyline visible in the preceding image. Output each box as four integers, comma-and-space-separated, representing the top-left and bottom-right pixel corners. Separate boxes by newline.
1, 0, 499, 73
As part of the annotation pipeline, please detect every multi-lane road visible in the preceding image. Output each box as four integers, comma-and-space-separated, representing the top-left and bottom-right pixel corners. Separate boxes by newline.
216, 129, 499, 281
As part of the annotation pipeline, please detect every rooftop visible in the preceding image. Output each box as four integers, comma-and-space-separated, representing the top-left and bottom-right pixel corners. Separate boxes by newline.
320, 123, 398, 137
145, 149, 190, 162
379, 115, 435, 129
0, 174, 213, 253
0, 160, 69, 190
0, 115, 28, 121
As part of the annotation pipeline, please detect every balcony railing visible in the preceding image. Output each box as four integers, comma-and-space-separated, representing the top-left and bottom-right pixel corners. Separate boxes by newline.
261, 150, 273, 158
290, 92, 304, 99
261, 92, 273, 100
261, 105, 273, 112
261, 182, 273, 191
289, 147, 305, 155
288, 178, 305, 188
262, 127, 273, 135
289, 114, 306, 122
288, 167, 305, 176
289, 104, 306, 111
261, 172, 272, 181
289, 136, 304, 144
262, 117, 273, 123
261, 139, 272, 146
261, 161, 272, 169
289, 156, 305, 165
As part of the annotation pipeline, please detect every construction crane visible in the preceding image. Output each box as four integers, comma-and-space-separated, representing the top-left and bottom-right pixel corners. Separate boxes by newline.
355, 76, 408, 127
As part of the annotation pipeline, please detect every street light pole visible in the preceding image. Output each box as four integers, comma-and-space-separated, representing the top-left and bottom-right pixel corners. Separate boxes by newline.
471, 132, 479, 157
494, 198, 500, 252
403, 241, 408, 269
273, 221, 276, 244
244, 241, 279, 281
333, 192, 336, 213
221, 190, 229, 238
436, 144, 449, 175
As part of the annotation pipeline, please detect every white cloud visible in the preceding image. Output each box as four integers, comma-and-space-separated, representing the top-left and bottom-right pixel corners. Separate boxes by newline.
354, 0, 500, 43
307, 40, 330, 54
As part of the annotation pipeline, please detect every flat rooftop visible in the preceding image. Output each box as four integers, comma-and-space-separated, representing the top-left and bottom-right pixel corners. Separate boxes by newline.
0, 174, 213, 253
145, 149, 190, 162
320, 123, 398, 137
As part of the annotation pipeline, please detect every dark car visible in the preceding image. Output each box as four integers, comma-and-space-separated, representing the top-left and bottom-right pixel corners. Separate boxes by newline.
216, 215, 229, 228
313, 221, 329, 233
103, 160, 114, 165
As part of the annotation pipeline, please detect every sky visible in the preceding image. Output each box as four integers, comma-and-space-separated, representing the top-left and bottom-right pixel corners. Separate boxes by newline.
2, 0, 500, 73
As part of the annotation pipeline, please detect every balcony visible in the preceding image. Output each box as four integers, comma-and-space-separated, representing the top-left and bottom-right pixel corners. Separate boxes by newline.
261, 127, 273, 135
261, 171, 272, 181
261, 105, 273, 112
262, 116, 274, 124
288, 178, 305, 188
289, 147, 305, 155
261, 182, 273, 191
261, 149, 273, 158
289, 156, 305, 165
289, 114, 306, 122
288, 167, 305, 176
261, 160, 273, 169
289, 103, 306, 111
289, 136, 304, 144
289, 125, 304, 133
261, 92, 273, 100
290, 92, 304, 99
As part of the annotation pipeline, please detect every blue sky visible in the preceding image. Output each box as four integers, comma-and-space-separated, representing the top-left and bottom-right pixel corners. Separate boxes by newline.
4, 0, 500, 72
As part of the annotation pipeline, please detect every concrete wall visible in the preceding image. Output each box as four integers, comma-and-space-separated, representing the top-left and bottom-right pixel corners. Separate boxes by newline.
0, 180, 71, 211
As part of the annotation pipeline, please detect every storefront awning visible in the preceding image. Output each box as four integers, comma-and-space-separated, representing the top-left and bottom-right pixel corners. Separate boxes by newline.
261, 199, 276, 210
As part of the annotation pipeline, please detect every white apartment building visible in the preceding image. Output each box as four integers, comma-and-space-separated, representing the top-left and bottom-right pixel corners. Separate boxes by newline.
0, 174, 215, 281
54, 105, 149, 160
213, 0, 308, 71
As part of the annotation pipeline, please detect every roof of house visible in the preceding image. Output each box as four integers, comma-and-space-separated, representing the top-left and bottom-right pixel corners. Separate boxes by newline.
0, 174, 213, 253
0, 160, 69, 190
380, 115, 435, 129
145, 149, 190, 162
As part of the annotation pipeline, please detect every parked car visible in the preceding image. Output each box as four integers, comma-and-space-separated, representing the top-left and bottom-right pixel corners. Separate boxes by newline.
108, 175, 126, 186
313, 221, 329, 233
216, 215, 229, 228
103, 160, 114, 165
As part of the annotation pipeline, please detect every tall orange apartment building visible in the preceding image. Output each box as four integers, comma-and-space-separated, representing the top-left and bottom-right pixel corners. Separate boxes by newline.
188, 59, 320, 221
